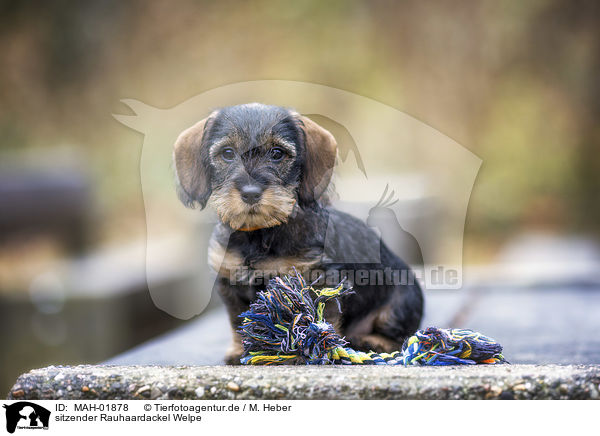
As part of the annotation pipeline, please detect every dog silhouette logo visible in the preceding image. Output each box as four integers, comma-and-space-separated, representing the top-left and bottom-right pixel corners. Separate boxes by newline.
3, 402, 50, 433
113, 80, 482, 319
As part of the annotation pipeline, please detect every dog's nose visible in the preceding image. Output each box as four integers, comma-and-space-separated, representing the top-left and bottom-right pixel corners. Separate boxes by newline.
240, 185, 263, 205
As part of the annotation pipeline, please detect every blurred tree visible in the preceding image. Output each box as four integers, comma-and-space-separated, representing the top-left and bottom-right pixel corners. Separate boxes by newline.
0, 0, 598, 248
525, 0, 600, 233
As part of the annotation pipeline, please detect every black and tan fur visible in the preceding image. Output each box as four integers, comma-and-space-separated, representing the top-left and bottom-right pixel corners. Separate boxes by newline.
174, 103, 424, 364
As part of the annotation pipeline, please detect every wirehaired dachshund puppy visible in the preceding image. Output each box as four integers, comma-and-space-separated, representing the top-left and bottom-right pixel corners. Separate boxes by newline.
173, 103, 424, 364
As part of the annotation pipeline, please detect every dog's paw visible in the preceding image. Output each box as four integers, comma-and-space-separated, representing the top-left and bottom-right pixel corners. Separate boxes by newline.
224, 341, 244, 365
224, 352, 243, 365
347, 334, 401, 354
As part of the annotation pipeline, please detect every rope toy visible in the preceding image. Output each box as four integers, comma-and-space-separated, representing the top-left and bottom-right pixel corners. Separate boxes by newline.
238, 272, 507, 365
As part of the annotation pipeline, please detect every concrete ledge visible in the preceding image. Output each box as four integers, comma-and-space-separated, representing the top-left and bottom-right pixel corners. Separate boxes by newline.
8, 364, 600, 400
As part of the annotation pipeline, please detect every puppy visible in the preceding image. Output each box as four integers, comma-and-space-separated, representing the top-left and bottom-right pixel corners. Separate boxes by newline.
173, 103, 423, 364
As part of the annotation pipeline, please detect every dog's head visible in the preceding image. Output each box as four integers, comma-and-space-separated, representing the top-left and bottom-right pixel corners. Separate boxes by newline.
173, 103, 337, 230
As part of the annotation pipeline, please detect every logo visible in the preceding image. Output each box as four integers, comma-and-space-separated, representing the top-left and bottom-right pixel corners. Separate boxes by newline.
3, 402, 50, 434
113, 80, 481, 319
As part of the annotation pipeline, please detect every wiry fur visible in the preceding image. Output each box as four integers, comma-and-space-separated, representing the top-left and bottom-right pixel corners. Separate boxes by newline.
209, 183, 296, 230
173, 103, 424, 364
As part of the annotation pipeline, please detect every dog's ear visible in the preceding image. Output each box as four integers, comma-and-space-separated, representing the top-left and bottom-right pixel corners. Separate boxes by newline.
173, 114, 215, 209
297, 115, 337, 203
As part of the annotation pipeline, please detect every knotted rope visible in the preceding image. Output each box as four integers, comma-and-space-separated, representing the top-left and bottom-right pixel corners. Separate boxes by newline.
238, 272, 506, 366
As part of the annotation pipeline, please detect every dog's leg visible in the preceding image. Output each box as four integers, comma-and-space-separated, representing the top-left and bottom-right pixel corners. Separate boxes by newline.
344, 282, 423, 354
216, 279, 251, 365
224, 329, 244, 365
368, 284, 423, 352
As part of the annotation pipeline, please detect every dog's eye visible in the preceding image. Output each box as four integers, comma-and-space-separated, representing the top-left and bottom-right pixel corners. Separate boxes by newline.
270, 147, 285, 162
221, 147, 235, 162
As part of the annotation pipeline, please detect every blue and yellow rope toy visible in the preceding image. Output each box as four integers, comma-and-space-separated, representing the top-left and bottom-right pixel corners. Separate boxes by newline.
238, 272, 506, 366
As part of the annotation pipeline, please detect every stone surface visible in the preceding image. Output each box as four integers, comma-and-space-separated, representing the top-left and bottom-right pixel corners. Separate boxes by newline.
7, 364, 600, 400
463, 287, 600, 364
104, 308, 229, 366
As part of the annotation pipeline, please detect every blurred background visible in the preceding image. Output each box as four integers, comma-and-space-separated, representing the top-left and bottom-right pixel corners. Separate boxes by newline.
1, 0, 599, 394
